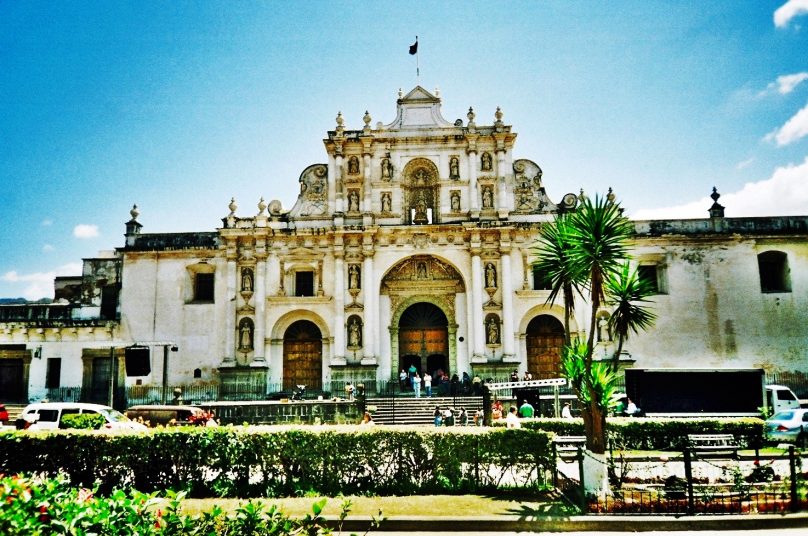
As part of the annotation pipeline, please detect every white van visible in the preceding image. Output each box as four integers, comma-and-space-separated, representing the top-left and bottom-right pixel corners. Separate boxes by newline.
766, 385, 801, 415
19, 402, 147, 431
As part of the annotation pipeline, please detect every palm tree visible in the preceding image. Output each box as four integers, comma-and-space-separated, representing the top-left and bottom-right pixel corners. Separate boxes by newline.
534, 193, 650, 453
533, 214, 582, 345
604, 262, 657, 372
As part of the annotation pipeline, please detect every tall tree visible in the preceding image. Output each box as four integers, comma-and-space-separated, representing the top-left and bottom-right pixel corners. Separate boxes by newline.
534, 194, 654, 453
604, 262, 657, 372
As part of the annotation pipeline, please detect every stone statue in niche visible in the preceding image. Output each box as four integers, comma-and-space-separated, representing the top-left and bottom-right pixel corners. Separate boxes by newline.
417, 261, 427, 279
241, 268, 254, 292
381, 158, 392, 180
348, 156, 359, 174
598, 317, 611, 342
487, 317, 500, 345
348, 317, 362, 348
485, 263, 497, 288
449, 157, 460, 179
348, 190, 360, 212
481, 152, 492, 171
482, 186, 494, 209
348, 264, 361, 290
450, 190, 460, 212
238, 318, 254, 351
381, 192, 391, 213
413, 190, 428, 223
414, 169, 428, 185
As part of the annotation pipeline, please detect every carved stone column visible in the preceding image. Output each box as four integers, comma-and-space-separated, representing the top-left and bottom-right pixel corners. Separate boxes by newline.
363, 152, 372, 210
501, 251, 515, 359
471, 252, 485, 359
251, 258, 267, 365
333, 252, 346, 363
362, 253, 375, 362
496, 149, 508, 217
335, 152, 344, 213
223, 257, 237, 365
467, 149, 478, 214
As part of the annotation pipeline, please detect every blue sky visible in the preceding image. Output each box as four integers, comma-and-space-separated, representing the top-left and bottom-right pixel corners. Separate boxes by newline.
2, 1, 808, 300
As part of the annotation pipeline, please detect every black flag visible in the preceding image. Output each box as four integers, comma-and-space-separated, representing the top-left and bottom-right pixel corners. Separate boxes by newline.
409, 38, 418, 55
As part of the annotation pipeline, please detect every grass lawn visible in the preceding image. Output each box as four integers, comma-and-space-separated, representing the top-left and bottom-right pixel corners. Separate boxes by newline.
178, 491, 576, 518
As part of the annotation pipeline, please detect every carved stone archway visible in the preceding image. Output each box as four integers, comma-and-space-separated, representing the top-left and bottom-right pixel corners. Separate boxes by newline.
382, 255, 465, 378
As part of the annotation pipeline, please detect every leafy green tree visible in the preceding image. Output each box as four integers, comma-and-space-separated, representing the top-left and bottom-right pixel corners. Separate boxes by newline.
534, 194, 655, 453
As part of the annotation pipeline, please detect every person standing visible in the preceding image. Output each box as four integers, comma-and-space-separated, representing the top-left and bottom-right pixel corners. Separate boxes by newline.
399, 369, 408, 391
413, 372, 421, 398
505, 406, 521, 429
518, 400, 535, 418
561, 402, 573, 419
423, 372, 432, 397
407, 363, 417, 389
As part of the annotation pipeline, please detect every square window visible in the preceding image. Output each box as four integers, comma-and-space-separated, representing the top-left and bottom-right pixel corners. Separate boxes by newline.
295, 271, 314, 297
532, 266, 552, 290
195, 273, 215, 301
638, 265, 660, 294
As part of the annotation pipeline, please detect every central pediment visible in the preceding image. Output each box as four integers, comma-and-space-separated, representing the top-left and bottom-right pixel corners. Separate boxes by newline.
384, 86, 454, 130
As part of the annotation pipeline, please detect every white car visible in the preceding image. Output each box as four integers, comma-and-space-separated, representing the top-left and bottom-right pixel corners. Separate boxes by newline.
20, 402, 147, 431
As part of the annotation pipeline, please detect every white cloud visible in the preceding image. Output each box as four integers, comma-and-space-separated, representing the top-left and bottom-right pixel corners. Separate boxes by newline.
774, 0, 808, 28
765, 102, 808, 146
758, 72, 808, 97
73, 224, 99, 239
735, 158, 755, 170
42, 244, 55, 252
2, 263, 82, 300
41, 219, 53, 226
630, 156, 808, 220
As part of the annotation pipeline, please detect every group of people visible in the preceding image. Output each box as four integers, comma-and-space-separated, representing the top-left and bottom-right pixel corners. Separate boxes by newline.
433, 406, 481, 427
509, 369, 534, 382
399, 367, 483, 397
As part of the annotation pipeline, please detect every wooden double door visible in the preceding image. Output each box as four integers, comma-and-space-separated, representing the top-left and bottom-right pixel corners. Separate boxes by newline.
283, 320, 322, 390
526, 315, 565, 380
398, 303, 448, 377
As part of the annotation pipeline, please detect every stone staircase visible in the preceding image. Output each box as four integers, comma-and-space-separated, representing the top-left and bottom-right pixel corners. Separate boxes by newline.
366, 396, 484, 425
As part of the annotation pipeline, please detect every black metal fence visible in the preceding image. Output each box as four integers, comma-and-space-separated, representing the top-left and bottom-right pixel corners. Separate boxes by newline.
556, 446, 806, 515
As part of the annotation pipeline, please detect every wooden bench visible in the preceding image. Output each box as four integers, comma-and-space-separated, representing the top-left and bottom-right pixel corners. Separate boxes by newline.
687, 434, 739, 458
553, 435, 587, 459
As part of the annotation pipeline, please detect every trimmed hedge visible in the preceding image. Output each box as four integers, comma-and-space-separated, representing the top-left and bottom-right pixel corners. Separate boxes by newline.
495, 417, 765, 450
0, 426, 553, 498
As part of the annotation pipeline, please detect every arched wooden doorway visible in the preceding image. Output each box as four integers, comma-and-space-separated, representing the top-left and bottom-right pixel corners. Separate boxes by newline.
398, 302, 448, 378
526, 315, 565, 380
283, 320, 322, 390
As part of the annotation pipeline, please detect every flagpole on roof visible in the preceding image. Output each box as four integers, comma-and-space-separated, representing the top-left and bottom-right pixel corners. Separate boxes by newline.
409, 36, 419, 80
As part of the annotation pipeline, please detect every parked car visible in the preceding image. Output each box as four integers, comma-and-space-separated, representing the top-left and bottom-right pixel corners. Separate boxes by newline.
765, 408, 808, 446
125, 405, 209, 427
18, 402, 147, 431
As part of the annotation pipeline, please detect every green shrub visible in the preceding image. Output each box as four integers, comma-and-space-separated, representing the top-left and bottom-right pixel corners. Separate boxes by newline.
0, 426, 553, 498
60, 413, 106, 430
0, 473, 352, 536
498, 417, 764, 450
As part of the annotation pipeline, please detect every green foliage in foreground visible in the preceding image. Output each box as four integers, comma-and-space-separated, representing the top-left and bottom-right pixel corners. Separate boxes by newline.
495, 417, 765, 450
0, 426, 553, 498
0, 473, 368, 536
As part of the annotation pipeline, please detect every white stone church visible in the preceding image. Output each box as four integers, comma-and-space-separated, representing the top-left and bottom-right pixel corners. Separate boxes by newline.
1, 86, 807, 404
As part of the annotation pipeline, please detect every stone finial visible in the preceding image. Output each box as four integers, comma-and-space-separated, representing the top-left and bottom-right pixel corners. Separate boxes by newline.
435, 87, 440, 97
228, 197, 237, 216
578, 188, 587, 202
336, 111, 344, 127
467, 107, 476, 123
257, 197, 266, 215
363, 110, 371, 126
130, 204, 139, 221
708, 186, 725, 218
398, 88, 403, 98
495, 106, 503, 122
607, 187, 616, 204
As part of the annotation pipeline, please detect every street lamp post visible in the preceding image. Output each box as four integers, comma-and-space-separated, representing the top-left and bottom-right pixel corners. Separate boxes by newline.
161, 344, 179, 404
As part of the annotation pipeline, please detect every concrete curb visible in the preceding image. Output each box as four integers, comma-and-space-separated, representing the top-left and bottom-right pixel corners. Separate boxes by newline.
327, 512, 808, 532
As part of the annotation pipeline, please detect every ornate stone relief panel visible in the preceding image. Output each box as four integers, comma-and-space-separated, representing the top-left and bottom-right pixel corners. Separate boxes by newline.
511, 159, 558, 214
295, 164, 329, 216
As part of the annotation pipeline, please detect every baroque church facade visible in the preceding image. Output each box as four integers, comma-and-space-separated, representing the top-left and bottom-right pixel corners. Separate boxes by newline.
1, 87, 807, 403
